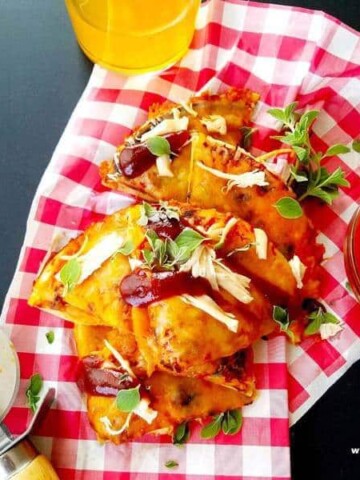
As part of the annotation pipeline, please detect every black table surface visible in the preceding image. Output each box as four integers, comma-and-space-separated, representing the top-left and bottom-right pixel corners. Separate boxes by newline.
1, 1, 359, 479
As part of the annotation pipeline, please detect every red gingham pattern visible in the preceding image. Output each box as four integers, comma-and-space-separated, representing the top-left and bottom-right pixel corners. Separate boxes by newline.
1, 1, 360, 478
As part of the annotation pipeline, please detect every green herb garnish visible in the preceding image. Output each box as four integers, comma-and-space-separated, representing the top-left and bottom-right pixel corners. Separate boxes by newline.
268, 103, 351, 212
345, 280, 353, 293
137, 201, 180, 227
200, 414, 223, 439
26, 373, 43, 412
272, 306, 290, 330
117, 240, 135, 256
221, 410, 243, 435
273, 197, 303, 219
59, 258, 81, 294
116, 385, 141, 412
305, 308, 340, 336
239, 126, 257, 150
146, 136, 171, 157
173, 422, 190, 445
200, 409, 243, 439
173, 228, 205, 252
272, 305, 295, 341
45, 331, 55, 344
141, 227, 205, 269
352, 139, 360, 153
165, 460, 179, 469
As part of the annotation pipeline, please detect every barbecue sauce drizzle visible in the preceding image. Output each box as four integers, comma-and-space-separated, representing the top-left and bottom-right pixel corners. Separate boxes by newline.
116, 131, 190, 178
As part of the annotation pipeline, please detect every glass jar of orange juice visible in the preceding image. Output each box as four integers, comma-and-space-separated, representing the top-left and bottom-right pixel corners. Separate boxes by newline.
64, 0, 201, 74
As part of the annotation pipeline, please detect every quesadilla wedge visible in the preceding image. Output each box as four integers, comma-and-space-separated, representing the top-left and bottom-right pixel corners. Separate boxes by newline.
75, 324, 255, 444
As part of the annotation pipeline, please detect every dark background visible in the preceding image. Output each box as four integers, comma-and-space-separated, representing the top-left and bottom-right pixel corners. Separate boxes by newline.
0, 1, 359, 479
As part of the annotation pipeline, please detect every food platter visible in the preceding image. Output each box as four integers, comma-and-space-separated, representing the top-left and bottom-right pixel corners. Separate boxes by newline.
27, 88, 351, 444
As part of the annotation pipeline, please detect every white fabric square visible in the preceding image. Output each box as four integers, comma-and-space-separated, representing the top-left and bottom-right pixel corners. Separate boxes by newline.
76, 440, 105, 471
245, 389, 271, 418
339, 77, 360, 107
326, 26, 358, 61
221, 3, 246, 31
130, 443, 160, 473
263, 8, 292, 35
253, 56, 277, 83
242, 446, 272, 476
186, 443, 215, 475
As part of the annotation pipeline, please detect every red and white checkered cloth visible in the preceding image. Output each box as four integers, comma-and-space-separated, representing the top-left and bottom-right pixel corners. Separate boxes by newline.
1, 0, 360, 478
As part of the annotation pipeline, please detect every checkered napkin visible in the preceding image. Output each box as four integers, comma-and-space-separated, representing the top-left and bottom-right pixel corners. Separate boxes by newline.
1, 1, 360, 478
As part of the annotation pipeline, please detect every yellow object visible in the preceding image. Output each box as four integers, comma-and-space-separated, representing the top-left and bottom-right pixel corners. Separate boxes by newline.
12, 454, 59, 480
64, 0, 201, 74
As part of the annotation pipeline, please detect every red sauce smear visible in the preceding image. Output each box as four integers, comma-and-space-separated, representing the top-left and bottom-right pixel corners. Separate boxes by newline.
118, 131, 190, 178
120, 269, 210, 307
78, 355, 138, 397
148, 217, 184, 240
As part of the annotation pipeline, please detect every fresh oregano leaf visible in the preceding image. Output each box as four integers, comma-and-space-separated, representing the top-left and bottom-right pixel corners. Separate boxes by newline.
116, 385, 141, 412
268, 108, 287, 124
290, 166, 308, 183
222, 410, 243, 435
26, 373, 43, 412
59, 258, 81, 293
292, 145, 308, 163
117, 240, 134, 256
173, 422, 190, 445
165, 460, 179, 469
200, 414, 223, 439
174, 228, 205, 252
45, 331, 55, 344
284, 102, 298, 124
138, 202, 157, 226
146, 136, 171, 157
298, 110, 319, 131
239, 126, 257, 150
352, 139, 360, 153
267, 103, 352, 206
324, 144, 351, 157
273, 197, 303, 219
305, 308, 340, 336
272, 305, 290, 331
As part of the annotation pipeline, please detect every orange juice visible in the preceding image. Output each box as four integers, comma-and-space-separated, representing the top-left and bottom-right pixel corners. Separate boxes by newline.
64, 0, 201, 74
